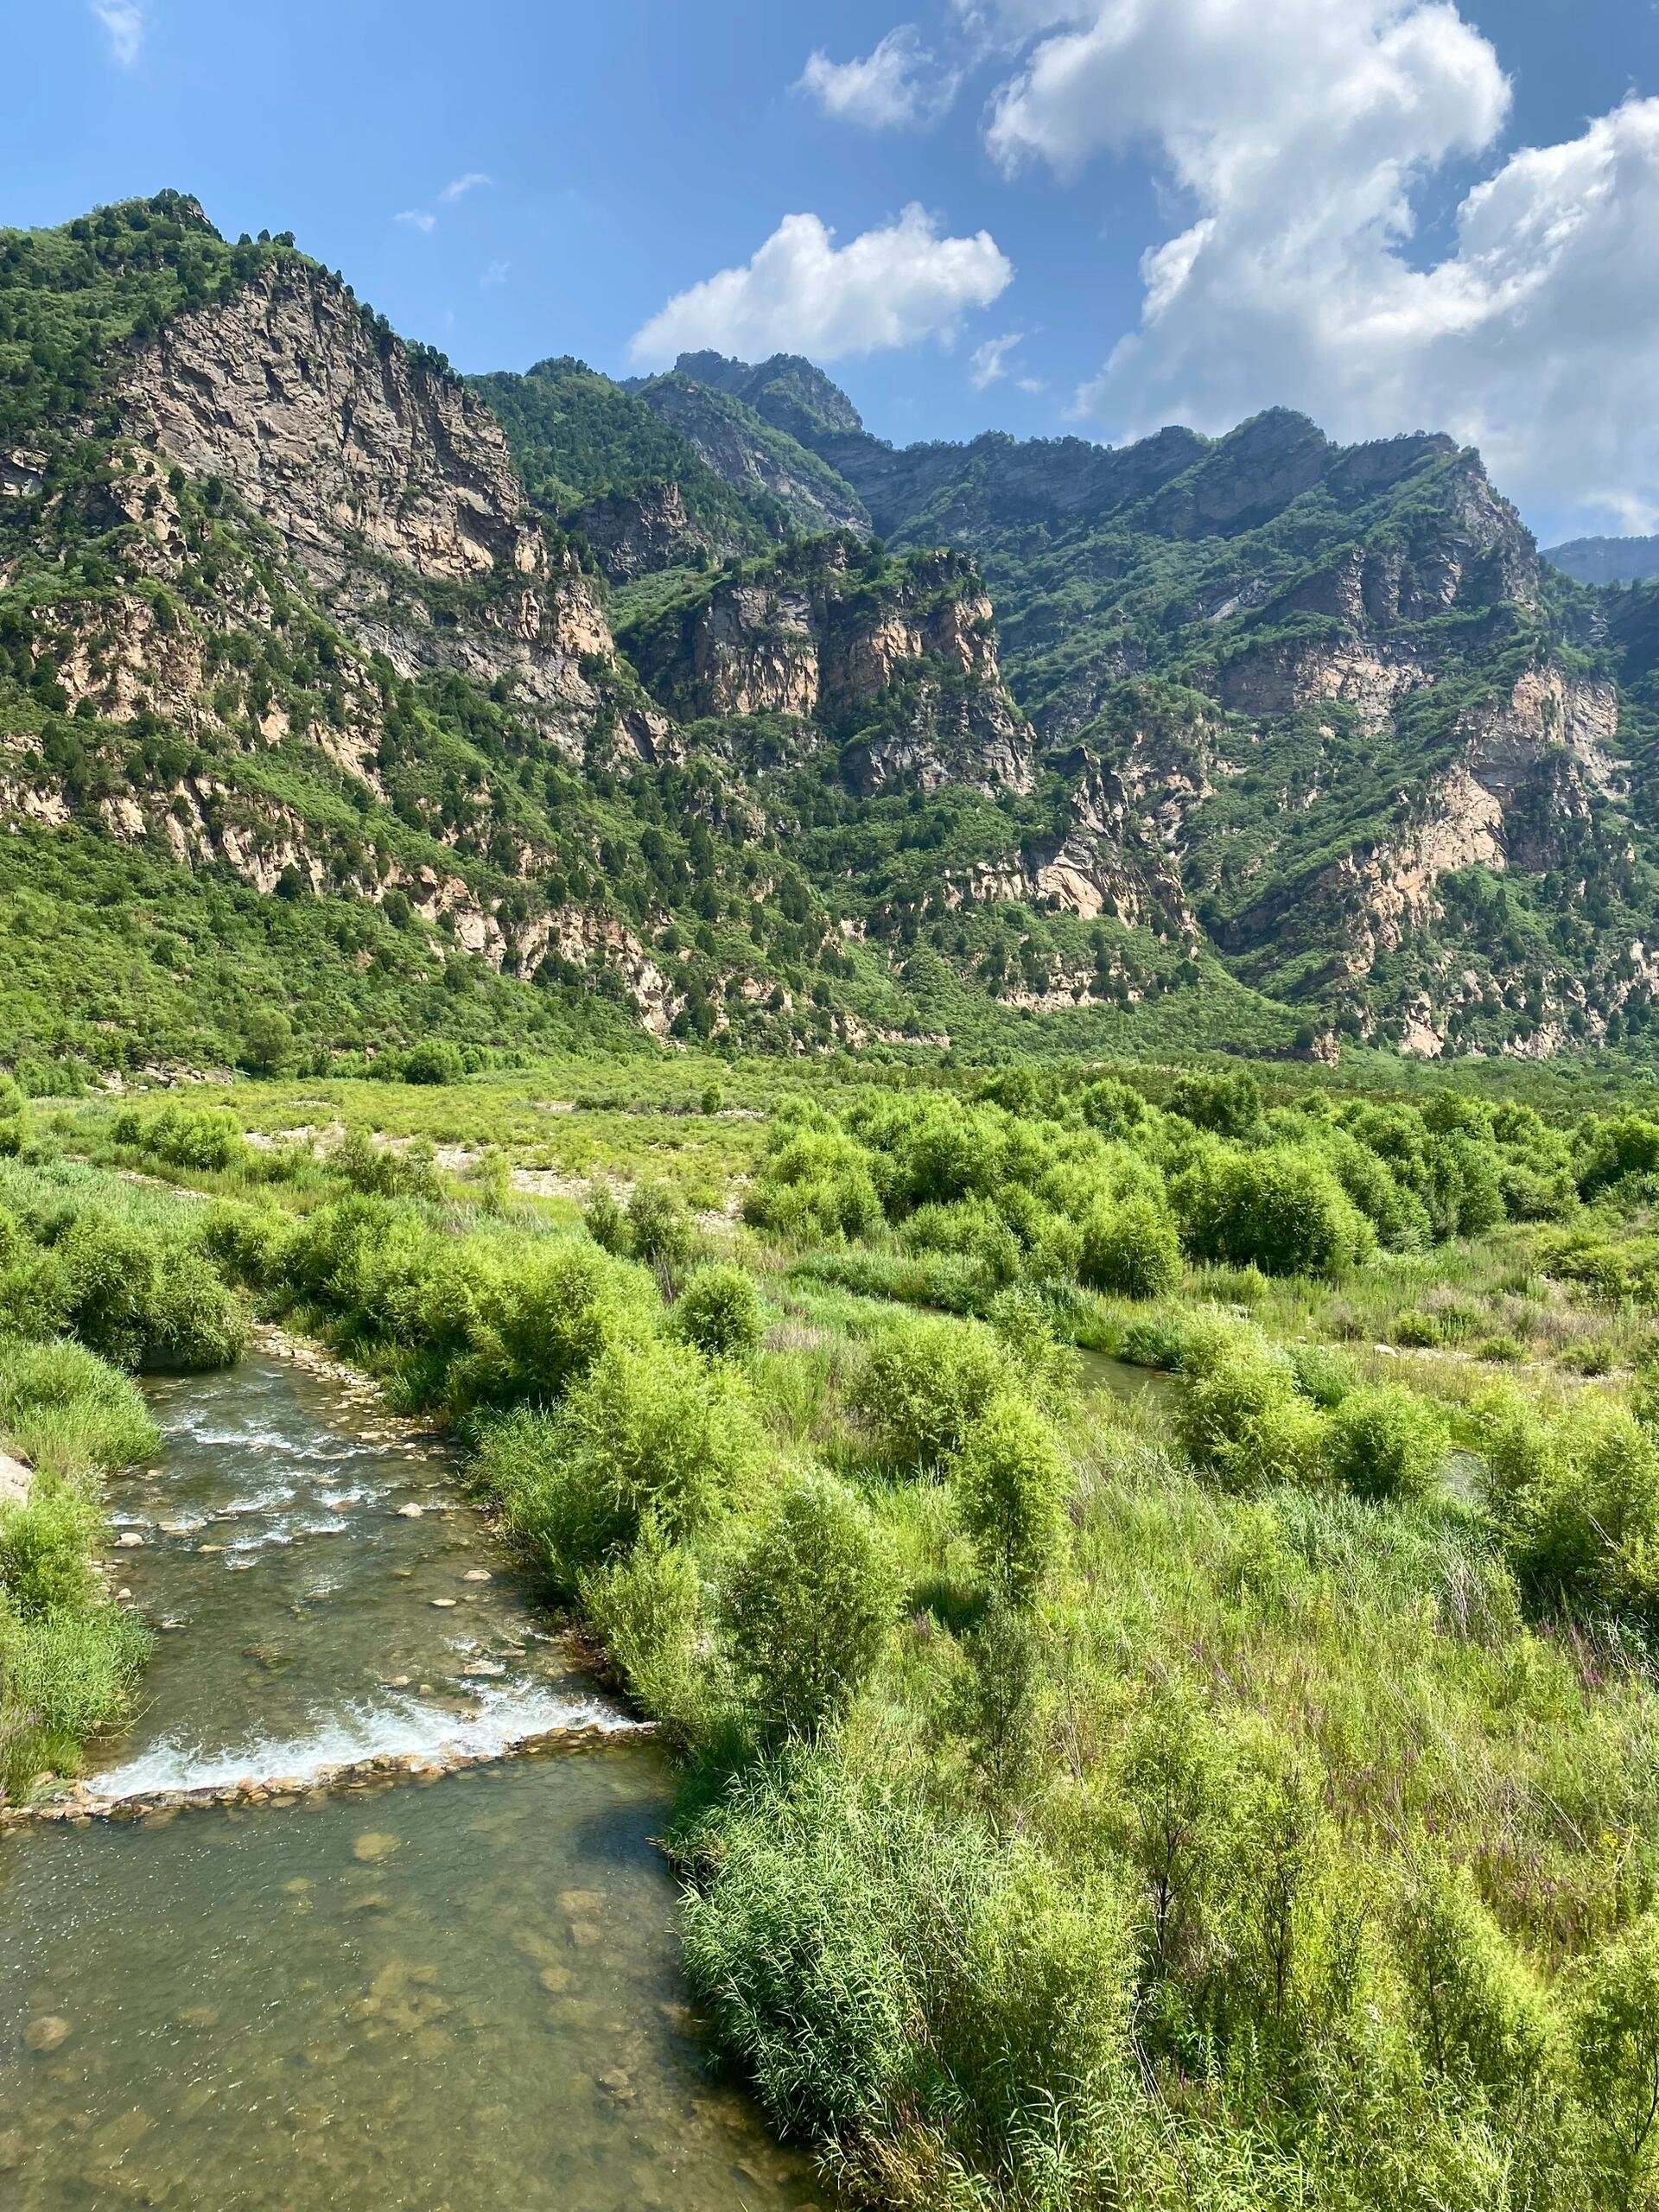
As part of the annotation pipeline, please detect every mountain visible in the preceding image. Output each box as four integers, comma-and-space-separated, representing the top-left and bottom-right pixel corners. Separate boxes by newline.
7, 194, 1287, 1084
631, 352, 1659, 1060
1545, 536, 1659, 587
3, 197, 1658, 1084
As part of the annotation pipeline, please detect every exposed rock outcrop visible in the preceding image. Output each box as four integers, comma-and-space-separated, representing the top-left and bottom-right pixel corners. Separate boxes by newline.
117, 264, 613, 745
625, 536, 1034, 795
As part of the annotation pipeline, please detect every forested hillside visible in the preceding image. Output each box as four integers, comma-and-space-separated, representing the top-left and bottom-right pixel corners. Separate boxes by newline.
3, 195, 1658, 1088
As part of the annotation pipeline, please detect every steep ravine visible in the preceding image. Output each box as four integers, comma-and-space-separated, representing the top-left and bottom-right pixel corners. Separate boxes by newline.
0, 1346, 821, 2210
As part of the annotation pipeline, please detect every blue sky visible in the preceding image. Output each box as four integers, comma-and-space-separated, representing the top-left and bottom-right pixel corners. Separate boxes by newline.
6, 1, 1658, 537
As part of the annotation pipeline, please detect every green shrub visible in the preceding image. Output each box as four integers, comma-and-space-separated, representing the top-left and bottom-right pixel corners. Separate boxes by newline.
850, 1315, 1006, 1475
1325, 1386, 1446, 1503
1178, 1344, 1327, 1491
1078, 1197, 1182, 1300
678, 1761, 926, 2136
398, 1039, 464, 1086
334, 1128, 442, 1203
55, 1211, 247, 1370
0, 1077, 29, 1160
582, 1185, 628, 1255
1174, 1147, 1374, 1278
627, 1182, 697, 1275
955, 1394, 1071, 1607
1078, 1077, 1151, 1137
1478, 1391, 1659, 1619
482, 1240, 653, 1408
721, 1472, 899, 1740
1167, 1067, 1262, 1138
200, 1198, 292, 1288
742, 1130, 883, 1243
901, 1198, 1021, 1290
480, 1341, 766, 1592
111, 1102, 245, 1173
1573, 1911, 1659, 2206
1288, 1342, 1358, 1408
669, 1263, 764, 1361
580, 1525, 717, 1745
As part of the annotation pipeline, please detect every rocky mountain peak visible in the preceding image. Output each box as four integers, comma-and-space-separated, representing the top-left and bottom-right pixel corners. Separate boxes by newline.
668, 351, 865, 441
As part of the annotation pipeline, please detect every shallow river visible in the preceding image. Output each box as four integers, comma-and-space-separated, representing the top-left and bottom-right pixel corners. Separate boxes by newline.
0, 1352, 821, 2211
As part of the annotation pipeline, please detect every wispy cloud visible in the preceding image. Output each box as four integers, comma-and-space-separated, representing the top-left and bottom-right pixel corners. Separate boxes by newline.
394, 173, 494, 238
969, 330, 1026, 388
91, 1, 144, 67
480, 257, 511, 289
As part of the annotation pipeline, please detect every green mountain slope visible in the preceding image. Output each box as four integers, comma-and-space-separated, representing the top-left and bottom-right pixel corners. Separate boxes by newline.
650, 353, 1659, 1062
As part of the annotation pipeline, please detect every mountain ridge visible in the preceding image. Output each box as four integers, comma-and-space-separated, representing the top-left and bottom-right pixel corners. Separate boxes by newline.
2, 196, 1656, 1081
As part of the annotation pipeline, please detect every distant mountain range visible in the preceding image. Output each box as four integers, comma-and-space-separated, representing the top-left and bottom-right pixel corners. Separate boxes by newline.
1543, 537, 1659, 588
3, 191, 1658, 1081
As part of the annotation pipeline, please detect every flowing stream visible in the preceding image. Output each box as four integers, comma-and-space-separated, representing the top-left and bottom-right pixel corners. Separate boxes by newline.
0, 1349, 822, 2210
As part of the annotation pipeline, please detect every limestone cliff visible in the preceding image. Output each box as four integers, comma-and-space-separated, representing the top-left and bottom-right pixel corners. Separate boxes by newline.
621, 535, 1033, 797
117, 264, 613, 747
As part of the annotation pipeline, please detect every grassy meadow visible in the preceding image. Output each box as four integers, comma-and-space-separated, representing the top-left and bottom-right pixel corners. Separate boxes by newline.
15, 1049, 1659, 2206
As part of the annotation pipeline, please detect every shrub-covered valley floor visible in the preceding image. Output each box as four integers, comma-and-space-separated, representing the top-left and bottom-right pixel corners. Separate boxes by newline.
10, 1050, 1659, 2209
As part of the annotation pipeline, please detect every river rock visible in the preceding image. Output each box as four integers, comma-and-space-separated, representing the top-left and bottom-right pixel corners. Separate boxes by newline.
115, 1532, 144, 1548
462, 1568, 493, 1583
353, 1831, 400, 1863
395, 1503, 423, 1519
429, 1598, 457, 1609
24, 2015, 71, 2053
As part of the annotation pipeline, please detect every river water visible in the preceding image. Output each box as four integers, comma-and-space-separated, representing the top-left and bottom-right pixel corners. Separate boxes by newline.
0, 1351, 821, 2210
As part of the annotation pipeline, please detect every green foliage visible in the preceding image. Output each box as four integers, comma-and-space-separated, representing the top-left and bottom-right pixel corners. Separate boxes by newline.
850, 1314, 1006, 1475
1395, 1859, 1552, 2098
482, 1340, 766, 1594
721, 1472, 899, 1740
1078, 1196, 1183, 1300
578, 1525, 716, 1746
55, 1209, 249, 1371
1478, 1390, 1659, 1621
1573, 1913, 1659, 2209
1174, 1145, 1375, 1277
626, 1181, 698, 1276
0, 1475, 99, 1619
1178, 1339, 1327, 1492
1325, 1386, 1447, 1503
111, 1101, 245, 1173
0, 1337, 159, 1478
742, 1128, 884, 1242
669, 1262, 764, 1361
954, 1394, 1071, 1607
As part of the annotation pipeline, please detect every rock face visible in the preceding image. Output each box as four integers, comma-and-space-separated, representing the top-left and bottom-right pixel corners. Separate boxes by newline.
122, 268, 537, 588
118, 265, 611, 744
632, 375, 869, 539
569, 480, 709, 582
961, 760, 1196, 934
625, 536, 1034, 796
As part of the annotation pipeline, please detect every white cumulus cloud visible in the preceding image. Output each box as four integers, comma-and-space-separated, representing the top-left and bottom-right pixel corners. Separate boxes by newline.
798, 26, 960, 130
439, 172, 493, 203
970, 0, 1659, 529
628, 206, 1013, 368
91, 1, 144, 67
